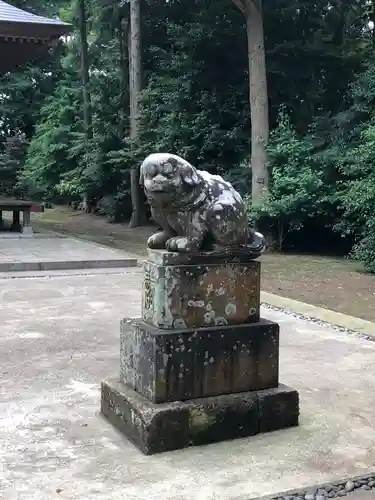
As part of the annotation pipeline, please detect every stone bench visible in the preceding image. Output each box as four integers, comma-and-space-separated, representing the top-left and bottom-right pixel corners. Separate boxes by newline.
0, 198, 42, 236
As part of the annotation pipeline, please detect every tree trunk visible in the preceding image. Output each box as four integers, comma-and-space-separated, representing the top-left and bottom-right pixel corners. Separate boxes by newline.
246, 0, 269, 203
119, 16, 128, 126
371, 0, 375, 49
78, 0, 92, 141
77, 0, 93, 212
128, 0, 146, 227
232, 0, 269, 204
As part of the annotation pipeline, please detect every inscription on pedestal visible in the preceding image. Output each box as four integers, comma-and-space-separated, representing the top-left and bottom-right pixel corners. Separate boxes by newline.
142, 250, 260, 330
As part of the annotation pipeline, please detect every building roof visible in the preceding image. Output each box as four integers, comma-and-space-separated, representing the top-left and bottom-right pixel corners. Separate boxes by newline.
0, 0, 71, 39
0, 1, 71, 72
0, 0, 67, 26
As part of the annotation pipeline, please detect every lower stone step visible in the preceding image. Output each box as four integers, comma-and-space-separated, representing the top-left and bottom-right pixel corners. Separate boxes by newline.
101, 379, 299, 455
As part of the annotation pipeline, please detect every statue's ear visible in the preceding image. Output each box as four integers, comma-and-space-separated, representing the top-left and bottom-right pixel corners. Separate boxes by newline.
179, 159, 202, 186
139, 158, 147, 187
139, 166, 144, 187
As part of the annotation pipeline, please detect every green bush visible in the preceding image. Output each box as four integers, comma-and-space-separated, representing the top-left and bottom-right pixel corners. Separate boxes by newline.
352, 217, 375, 273
247, 111, 327, 250
335, 122, 375, 272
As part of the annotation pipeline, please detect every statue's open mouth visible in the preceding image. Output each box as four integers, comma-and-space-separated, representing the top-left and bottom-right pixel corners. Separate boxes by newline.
148, 186, 172, 194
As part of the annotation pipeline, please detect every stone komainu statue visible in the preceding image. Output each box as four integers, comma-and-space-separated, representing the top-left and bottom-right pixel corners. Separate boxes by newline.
140, 153, 265, 257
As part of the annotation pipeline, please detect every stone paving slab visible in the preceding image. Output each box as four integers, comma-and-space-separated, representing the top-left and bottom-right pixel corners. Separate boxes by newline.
0, 267, 139, 279
0, 232, 65, 239
2, 270, 375, 500
348, 492, 375, 500
0, 236, 137, 271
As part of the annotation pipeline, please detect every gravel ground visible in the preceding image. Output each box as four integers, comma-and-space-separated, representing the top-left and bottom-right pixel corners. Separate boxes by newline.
261, 303, 375, 342
259, 307, 375, 499
265, 475, 375, 500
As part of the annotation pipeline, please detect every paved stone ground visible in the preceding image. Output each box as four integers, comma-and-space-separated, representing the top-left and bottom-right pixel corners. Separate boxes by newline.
348, 492, 375, 500
0, 237, 137, 271
2, 269, 375, 500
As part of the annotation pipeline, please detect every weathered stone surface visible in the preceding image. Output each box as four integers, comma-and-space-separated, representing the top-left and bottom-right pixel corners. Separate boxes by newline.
139, 153, 265, 256
101, 378, 298, 455
142, 252, 260, 329
101, 379, 190, 455
258, 385, 299, 432
120, 317, 279, 403
147, 248, 261, 266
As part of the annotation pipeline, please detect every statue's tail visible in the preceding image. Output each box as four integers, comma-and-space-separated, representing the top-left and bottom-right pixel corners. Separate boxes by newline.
247, 228, 266, 256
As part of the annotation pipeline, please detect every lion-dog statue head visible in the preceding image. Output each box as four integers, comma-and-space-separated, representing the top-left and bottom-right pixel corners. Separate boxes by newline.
140, 153, 204, 208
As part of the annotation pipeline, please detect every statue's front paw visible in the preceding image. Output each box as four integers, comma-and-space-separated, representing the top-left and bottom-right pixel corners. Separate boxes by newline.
165, 237, 189, 252
147, 231, 170, 249
166, 237, 200, 253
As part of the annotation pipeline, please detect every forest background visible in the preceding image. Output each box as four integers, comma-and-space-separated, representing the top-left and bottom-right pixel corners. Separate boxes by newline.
3, 0, 375, 272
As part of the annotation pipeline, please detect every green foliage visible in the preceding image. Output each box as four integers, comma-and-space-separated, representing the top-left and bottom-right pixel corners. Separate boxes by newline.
19, 74, 83, 200
4, 0, 375, 272
247, 48, 375, 270
263, 0, 370, 131
352, 218, 375, 274
321, 55, 375, 271
18, 0, 130, 215
247, 112, 327, 249
116, 0, 249, 175
335, 121, 375, 271
0, 132, 28, 197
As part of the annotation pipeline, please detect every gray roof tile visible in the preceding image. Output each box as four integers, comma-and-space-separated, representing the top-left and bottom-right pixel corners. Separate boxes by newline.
0, 0, 67, 26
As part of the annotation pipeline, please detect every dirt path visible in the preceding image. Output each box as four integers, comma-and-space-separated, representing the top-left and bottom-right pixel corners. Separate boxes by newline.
33, 206, 375, 322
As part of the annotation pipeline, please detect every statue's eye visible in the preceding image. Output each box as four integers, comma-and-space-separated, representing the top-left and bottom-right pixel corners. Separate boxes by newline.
147, 165, 157, 177
163, 162, 174, 175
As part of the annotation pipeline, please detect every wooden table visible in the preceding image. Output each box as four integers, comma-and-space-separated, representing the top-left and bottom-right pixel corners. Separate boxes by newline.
0, 198, 34, 236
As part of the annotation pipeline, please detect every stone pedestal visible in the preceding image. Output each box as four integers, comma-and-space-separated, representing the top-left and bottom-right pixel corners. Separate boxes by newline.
101, 249, 299, 454
142, 249, 260, 329
119, 318, 279, 403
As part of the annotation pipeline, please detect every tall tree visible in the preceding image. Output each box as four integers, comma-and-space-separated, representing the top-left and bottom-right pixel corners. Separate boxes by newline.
77, 0, 92, 142
128, 0, 146, 227
232, 0, 269, 204
76, 0, 94, 211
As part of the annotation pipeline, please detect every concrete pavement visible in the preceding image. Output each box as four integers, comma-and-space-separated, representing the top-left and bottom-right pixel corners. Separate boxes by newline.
2, 269, 375, 499
0, 237, 137, 272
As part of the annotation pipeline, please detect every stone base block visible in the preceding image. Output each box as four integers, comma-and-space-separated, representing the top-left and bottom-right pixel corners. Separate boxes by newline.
120, 318, 279, 403
101, 378, 299, 455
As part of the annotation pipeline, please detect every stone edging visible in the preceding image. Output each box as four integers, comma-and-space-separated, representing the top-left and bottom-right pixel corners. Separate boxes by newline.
261, 292, 375, 340
252, 472, 375, 500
